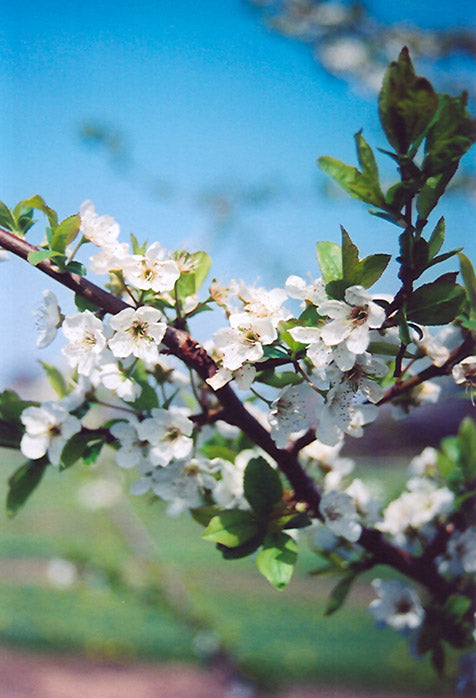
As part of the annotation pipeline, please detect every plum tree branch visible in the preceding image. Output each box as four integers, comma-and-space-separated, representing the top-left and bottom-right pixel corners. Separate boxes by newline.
0, 226, 456, 600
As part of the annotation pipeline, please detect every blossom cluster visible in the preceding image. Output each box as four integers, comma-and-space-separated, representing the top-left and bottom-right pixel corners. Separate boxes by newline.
5, 198, 473, 683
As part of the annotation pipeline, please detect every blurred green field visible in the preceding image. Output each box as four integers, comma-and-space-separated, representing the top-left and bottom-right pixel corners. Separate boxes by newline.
0, 447, 455, 693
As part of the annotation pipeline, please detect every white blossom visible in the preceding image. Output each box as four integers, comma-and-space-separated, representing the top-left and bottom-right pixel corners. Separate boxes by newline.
408, 447, 439, 479
319, 490, 362, 542
288, 325, 332, 376
137, 407, 193, 467
110, 417, 154, 472
109, 306, 166, 363
268, 382, 323, 448
20, 402, 81, 466
123, 241, 180, 293
148, 456, 219, 514
238, 282, 291, 326
318, 285, 386, 365
452, 356, 476, 401
212, 313, 277, 371
285, 274, 327, 306
369, 579, 424, 631
378, 479, 454, 539
98, 360, 141, 402
213, 451, 257, 510
34, 290, 62, 348
89, 241, 131, 275
345, 478, 381, 524
79, 200, 120, 248
206, 363, 256, 391
438, 527, 476, 577
62, 310, 107, 375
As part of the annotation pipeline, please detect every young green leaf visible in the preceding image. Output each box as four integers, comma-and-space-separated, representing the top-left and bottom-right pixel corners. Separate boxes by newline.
7, 458, 48, 517
39, 361, 71, 398
406, 277, 465, 326
341, 227, 359, 282
354, 130, 380, 183
0, 201, 16, 232
457, 418, 476, 483
244, 457, 283, 517
60, 430, 107, 469
422, 93, 476, 178
427, 217, 445, 259
325, 570, 359, 616
353, 254, 391, 289
458, 253, 476, 317
13, 195, 58, 230
202, 510, 260, 547
318, 157, 386, 207
316, 241, 342, 283
50, 214, 81, 254
256, 531, 297, 590
378, 47, 438, 154
27, 249, 62, 266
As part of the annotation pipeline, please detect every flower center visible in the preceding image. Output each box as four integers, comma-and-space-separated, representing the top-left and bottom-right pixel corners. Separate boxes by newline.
131, 321, 148, 338
350, 306, 368, 325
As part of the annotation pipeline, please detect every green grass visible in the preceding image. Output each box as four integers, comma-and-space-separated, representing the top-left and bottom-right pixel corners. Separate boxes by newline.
0, 447, 455, 693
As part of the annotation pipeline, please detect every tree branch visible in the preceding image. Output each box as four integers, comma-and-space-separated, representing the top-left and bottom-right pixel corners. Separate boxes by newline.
0, 226, 457, 601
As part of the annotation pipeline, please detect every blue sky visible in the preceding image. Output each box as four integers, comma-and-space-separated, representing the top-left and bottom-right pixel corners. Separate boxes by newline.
1, 0, 475, 385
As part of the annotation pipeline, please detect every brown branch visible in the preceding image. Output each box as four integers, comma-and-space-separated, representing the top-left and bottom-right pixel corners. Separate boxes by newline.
0, 226, 458, 601
377, 332, 475, 406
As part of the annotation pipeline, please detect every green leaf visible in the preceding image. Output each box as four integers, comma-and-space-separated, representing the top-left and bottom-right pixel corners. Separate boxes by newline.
0, 419, 23, 449
39, 361, 70, 398
50, 214, 81, 254
353, 253, 391, 289
255, 370, 302, 389
354, 130, 380, 183
443, 594, 472, 623
378, 47, 438, 154
0, 201, 16, 232
27, 249, 62, 266
256, 532, 297, 590
200, 444, 236, 463
6, 458, 48, 517
316, 241, 342, 283
325, 570, 358, 616
406, 278, 465, 325
60, 430, 107, 469
244, 457, 283, 517
190, 505, 221, 527
459, 253, 476, 317
0, 390, 37, 422
218, 534, 264, 559
74, 294, 101, 313
457, 417, 476, 482
65, 260, 87, 276
13, 195, 58, 230
202, 510, 260, 547
341, 227, 359, 282
423, 93, 476, 178
427, 217, 445, 259
318, 157, 385, 207
174, 251, 212, 299
416, 168, 457, 224
131, 383, 158, 412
